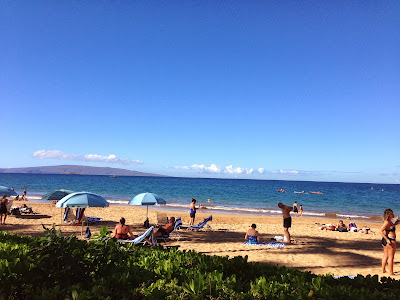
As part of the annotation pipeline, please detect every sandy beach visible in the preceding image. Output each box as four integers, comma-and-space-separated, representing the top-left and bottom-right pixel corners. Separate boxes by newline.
0, 201, 392, 278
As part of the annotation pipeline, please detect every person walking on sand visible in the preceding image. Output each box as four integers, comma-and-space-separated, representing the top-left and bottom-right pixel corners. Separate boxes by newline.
299, 205, 303, 217
380, 208, 399, 275
189, 198, 197, 225
278, 202, 293, 244
293, 201, 298, 216
0, 194, 9, 225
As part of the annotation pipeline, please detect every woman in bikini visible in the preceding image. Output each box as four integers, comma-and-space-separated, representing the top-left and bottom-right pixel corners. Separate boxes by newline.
380, 208, 399, 275
114, 217, 134, 240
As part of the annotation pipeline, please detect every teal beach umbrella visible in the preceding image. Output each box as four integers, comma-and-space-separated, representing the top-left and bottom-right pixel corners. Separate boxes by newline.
42, 189, 74, 201
129, 192, 167, 220
0, 186, 17, 197
55, 192, 109, 208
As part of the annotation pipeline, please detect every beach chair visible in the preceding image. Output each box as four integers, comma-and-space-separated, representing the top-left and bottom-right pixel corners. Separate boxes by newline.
86, 217, 102, 224
6, 200, 13, 214
118, 226, 157, 246
156, 212, 169, 225
63, 207, 76, 223
156, 217, 182, 242
186, 215, 213, 231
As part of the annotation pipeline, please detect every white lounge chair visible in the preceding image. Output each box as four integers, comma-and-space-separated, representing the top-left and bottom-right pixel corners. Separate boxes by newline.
118, 226, 157, 246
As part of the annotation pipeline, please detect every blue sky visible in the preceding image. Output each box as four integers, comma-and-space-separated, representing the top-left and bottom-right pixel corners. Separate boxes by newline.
1, 1, 399, 184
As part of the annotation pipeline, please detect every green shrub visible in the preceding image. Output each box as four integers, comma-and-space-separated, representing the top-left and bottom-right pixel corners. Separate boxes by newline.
1, 227, 400, 299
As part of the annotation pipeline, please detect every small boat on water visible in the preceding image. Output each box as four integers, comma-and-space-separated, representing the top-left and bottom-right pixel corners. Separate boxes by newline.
294, 191, 305, 194
277, 189, 286, 193
310, 191, 323, 194
109, 175, 118, 178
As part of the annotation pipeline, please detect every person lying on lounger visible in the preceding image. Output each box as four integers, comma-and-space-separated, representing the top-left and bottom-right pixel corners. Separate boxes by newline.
114, 217, 134, 240
245, 223, 260, 244
154, 217, 175, 237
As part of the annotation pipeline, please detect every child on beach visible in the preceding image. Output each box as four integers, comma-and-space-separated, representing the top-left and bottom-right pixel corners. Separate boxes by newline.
299, 205, 303, 217
380, 208, 399, 275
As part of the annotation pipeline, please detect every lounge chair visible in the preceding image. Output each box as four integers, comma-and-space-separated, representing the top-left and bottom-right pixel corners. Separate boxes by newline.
156, 217, 182, 242
183, 215, 213, 231
118, 226, 157, 246
6, 200, 13, 214
156, 212, 169, 225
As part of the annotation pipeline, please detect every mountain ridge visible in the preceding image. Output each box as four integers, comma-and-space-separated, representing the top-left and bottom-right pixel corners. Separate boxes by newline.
0, 165, 167, 177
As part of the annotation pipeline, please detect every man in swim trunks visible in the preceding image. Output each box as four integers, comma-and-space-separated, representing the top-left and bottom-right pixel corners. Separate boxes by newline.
155, 217, 175, 237
189, 198, 197, 225
278, 202, 293, 244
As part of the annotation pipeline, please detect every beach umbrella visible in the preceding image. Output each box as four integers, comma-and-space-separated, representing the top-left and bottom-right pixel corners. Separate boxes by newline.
56, 192, 109, 208
56, 192, 109, 237
42, 189, 74, 201
0, 186, 17, 197
129, 192, 167, 221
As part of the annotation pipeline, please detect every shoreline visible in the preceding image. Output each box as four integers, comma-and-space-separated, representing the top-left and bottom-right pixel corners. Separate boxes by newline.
25, 193, 384, 223
1, 200, 391, 278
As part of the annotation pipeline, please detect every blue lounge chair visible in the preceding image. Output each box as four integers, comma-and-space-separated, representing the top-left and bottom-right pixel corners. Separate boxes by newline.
156, 217, 183, 242
188, 215, 212, 231
118, 226, 157, 246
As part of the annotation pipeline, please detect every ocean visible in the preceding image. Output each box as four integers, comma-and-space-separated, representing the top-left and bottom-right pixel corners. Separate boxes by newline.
1, 173, 399, 221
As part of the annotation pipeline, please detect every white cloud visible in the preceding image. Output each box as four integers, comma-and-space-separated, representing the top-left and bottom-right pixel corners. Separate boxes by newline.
272, 169, 300, 175
33, 150, 142, 165
175, 163, 255, 175
258, 168, 265, 174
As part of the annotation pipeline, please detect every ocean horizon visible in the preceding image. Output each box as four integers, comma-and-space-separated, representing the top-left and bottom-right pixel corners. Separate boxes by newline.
1, 173, 399, 221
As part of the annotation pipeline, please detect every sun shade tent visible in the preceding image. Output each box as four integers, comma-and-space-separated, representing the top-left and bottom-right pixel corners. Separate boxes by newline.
129, 192, 167, 221
42, 189, 74, 201
0, 186, 17, 197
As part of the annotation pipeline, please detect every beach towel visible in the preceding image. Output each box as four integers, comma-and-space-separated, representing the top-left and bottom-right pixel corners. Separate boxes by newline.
84, 226, 91, 239
265, 242, 286, 248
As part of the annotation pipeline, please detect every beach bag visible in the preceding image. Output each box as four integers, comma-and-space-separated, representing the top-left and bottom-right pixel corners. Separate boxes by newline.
143, 219, 150, 228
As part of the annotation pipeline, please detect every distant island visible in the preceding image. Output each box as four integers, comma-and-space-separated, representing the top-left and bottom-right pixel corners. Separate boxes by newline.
0, 165, 167, 177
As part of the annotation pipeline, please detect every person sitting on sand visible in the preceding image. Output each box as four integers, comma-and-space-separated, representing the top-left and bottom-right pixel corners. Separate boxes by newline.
114, 217, 134, 240
245, 223, 260, 244
337, 220, 348, 232
0, 194, 9, 225
154, 217, 175, 237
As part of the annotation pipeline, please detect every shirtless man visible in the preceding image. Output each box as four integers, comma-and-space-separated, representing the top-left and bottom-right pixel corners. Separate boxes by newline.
154, 217, 175, 237
278, 202, 293, 244
189, 198, 197, 225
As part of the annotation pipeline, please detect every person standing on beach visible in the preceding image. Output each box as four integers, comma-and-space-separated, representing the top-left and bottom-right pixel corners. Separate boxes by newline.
22, 189, 27, 201
0, 195, 9, 225
380, 208, 399, 275
189, 198, 197, 225
278, 202, 293, 244
299, 205, 303, 217
293, 201, 298, 216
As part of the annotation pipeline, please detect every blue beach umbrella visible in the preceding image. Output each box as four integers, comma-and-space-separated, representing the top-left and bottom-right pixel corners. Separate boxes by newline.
56, 192, 109, 208
42, 189, 74, 201
0, 186, 17, 197
129, 192, 166, 220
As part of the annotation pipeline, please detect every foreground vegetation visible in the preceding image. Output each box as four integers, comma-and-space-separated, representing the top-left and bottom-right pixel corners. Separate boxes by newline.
1, 227, 400, 299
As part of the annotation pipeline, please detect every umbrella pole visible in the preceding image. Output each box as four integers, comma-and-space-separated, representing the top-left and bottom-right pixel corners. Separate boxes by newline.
147, 205, 149, 220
